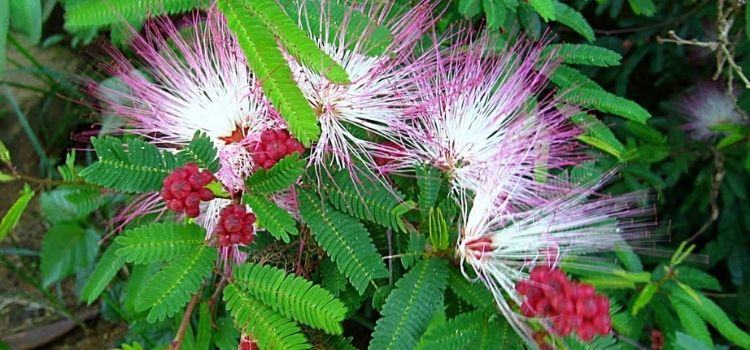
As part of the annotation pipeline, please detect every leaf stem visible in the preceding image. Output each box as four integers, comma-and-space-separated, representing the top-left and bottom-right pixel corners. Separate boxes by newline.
170, 289, 203, 350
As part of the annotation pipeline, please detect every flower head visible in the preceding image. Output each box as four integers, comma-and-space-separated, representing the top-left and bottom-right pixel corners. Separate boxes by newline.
284, 0, 434, 174
97, 10, 283, 191
677, 83, 745, 141
394, 33, 580, 202
94, 11, 290, 261
456, 173, 651, 345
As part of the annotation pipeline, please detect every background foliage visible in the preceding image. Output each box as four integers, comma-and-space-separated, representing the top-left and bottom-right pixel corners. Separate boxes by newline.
1, 0, 750, 349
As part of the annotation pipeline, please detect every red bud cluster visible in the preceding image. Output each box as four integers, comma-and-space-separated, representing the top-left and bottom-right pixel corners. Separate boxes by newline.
248, 129, 305, 169
161, 163, 215, 217
516, 267, 611, 342
216, 204, 256, 246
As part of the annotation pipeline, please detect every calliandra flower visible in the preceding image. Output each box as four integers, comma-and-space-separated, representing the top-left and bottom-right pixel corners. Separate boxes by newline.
93, 11, 282, 262
456, 174, 651, 346
677, 83, 745, 141
393, 33, 580, 201
284, 0, 434, 174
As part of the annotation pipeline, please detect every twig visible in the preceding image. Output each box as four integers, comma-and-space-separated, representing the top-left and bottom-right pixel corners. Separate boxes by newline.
657, 0, 750, 89
208, 275, 227, 315
170, 290, 202, 350
656, 30, 718, 49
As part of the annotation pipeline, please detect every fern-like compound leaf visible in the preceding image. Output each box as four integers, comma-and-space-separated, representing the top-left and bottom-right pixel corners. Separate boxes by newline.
559, 88, 651, 124
324, 170, 411, 232
369, 258, 449, 350
177, 131, 220, 172
544, 43, 622, 67
80, 241, 127, 304
298, 189, 389, 295
549, 64, 603, 91
136, 245, 216, 322
245, 154, 305, 194
552, 1, 595, 42
446, 268, 497, 312
470, 315, 524, 350
80, 136, 178, 193
115, 222, 206, 264
571, 113, 627, 160
416, 165, 442, 211
240, 0, 349, 83
243, 194, 298, 243
218, 0, 320, 145
233, 262, 348, 334
224, 284, 312, 350
416, 311, 487, 350
64, 0, 209, 31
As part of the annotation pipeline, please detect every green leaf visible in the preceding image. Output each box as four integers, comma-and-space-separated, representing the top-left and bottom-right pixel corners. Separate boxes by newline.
40, 185, 102, 223
671, 284, 750, 348
417, 311, 486, 350
215, 317, 240, 350
218, 0, 320, 145
518, 3, 542, 39
115, 222, 206, 264
280, 0, 393, 57
195, 303, 212, 350
675, 266, 721, 291
80, 241, 127, 304
483, 0, 506, 29
545, 44, 621, 67
0, 139, 10, 162
123, 263, 161, 317
628, 0, 656, 16
40, 223, 99, 287
552, 1, 594, 42
298, 189, 389, 294
416, 165, 442, 211
369, 258, 449, 350
135, 246, 216, 322
64, 0, 210, 31
469, 315, 524, 350
529, 0, 555, 21
233, 262, 348, 334
246, 154, 305, 193
549, 65, 603, 91
447, 267, 496, 312
9, 0, 42, 43
670, 298, 713, 348
427, 208, 449, 252
324, 169, 411, 232
177, 131, 220, 172
239, 0, 349, 83
243, 193, 298, 243
571, 113, 626, 160
0, 184, 34, 241
631, 282, 657, 315
458, 0, 482, 17
0, 0, 8, 77
558, 88, 651, 123
320, 257, 348, 296
80, 136, 178, 193
223, 284, 312, 350
674, 332, 713, 350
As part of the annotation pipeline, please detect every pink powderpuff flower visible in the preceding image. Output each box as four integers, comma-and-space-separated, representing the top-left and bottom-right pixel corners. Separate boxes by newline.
456, 174, 652, 346
93, 10, 284, 260
283, 0, 435, 175
677, 83, 745, 141
393, 32, 581, 204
